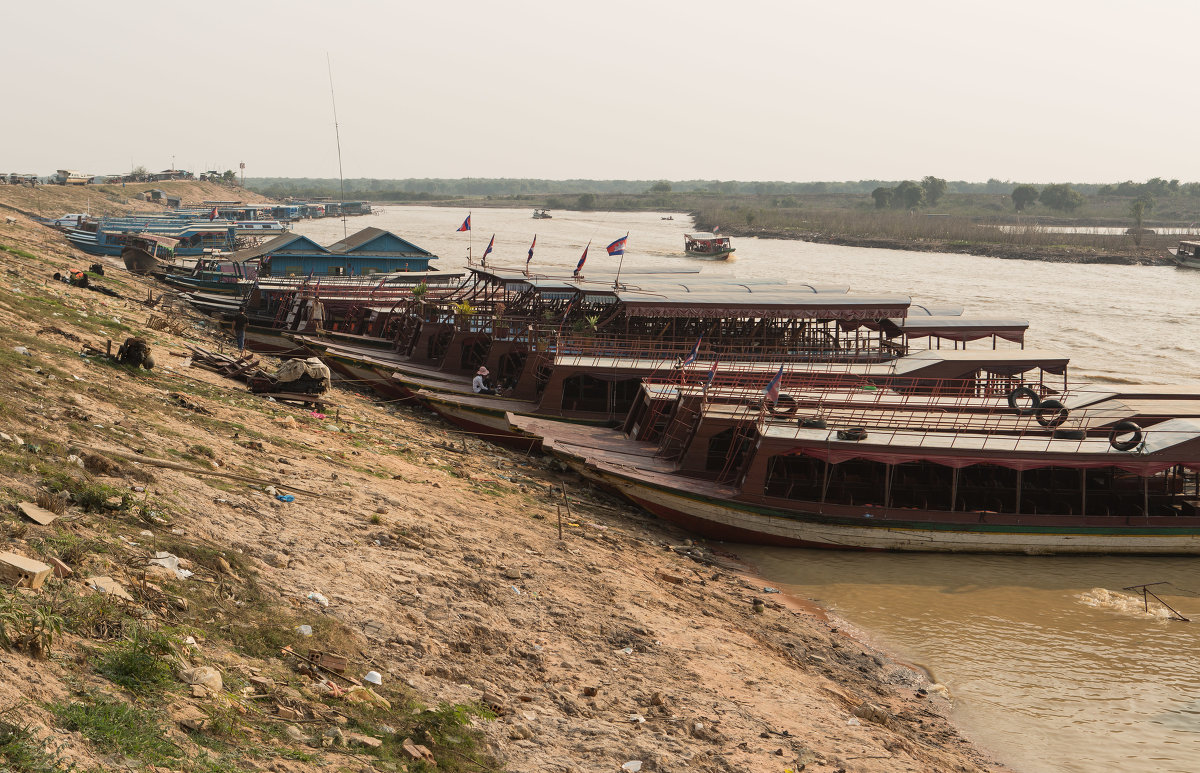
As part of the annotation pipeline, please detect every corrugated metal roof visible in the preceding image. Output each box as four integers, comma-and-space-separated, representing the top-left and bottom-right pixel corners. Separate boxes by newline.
615, 290, 912, 319
230, 233, 322, 262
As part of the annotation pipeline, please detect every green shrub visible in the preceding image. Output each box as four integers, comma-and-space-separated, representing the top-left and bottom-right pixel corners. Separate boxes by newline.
0, 716, 74, 772
95, 625, 175, 694
50, 698, 181, 763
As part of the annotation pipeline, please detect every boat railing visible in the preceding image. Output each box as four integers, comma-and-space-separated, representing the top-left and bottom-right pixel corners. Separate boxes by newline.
650, 368, 1165, 456
550, 333, 901, 364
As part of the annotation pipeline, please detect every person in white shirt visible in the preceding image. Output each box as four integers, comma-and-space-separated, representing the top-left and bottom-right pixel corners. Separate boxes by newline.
472, 366, 495, 394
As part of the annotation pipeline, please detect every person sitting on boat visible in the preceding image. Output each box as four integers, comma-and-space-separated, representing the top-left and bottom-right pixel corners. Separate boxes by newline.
472, 366, 496, 395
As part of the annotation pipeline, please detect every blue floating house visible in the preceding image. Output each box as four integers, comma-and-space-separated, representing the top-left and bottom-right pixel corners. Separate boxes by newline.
235, 227, 438, 277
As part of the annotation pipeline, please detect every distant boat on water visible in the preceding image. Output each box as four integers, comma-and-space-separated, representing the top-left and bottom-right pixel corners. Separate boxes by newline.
532, 208, 552, 219
684, 232, 735, 260
1171, 240, 1200, 269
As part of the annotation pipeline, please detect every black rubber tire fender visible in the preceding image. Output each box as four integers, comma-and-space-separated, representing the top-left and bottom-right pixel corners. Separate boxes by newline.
1109, 420, 1143, 452
1007, 386, 1041, 415
1035, 399, 1069, 428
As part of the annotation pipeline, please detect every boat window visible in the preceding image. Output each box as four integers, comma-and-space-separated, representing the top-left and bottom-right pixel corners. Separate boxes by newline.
561, 374, 609, 413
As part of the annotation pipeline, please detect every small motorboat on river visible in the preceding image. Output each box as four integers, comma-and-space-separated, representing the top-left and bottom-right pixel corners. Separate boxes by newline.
1170, 240, 1200, 269
684, 232, 735, 260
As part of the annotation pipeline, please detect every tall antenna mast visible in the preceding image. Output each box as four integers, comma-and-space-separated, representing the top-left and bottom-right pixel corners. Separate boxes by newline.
326, 53, 348, 238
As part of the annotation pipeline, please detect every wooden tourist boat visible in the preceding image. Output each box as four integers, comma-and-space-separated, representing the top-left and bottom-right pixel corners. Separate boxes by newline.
511, 368, 1200, 554
684, 232, 735, 260
392, 273, 1033, 440
287, 265, 1045, 448
68, 218, 240, 258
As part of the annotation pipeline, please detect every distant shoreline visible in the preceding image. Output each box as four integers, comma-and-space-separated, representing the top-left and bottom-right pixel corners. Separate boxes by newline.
708, 227, 1179, 266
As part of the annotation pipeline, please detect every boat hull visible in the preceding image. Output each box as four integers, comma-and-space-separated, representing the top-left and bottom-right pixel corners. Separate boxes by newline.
122, 246, 161, 275
684, 248, 735, 260
562, 458, 1200, 555
420, 394, 540, 451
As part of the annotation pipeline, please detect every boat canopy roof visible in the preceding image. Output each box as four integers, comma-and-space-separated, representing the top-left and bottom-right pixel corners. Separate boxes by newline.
133, 233, 180, 248
763, 417, 1200, 475
475, 266, 700, 283
684, 232, 723, 240
889, 348, 1068, 376
881, 316, 1029, 343
908, 304, 965, 317
613, 289, 912, 319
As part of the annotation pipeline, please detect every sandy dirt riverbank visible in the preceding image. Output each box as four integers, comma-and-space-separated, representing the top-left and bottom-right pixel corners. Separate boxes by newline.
0, 192, 1009, 772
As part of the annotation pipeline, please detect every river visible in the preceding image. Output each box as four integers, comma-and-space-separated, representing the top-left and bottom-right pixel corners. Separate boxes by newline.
292, 205, 1200, 772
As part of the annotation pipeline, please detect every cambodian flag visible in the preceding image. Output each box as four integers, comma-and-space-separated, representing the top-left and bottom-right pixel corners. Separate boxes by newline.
763, 364, 784, 404
575, 241, 590, 274
209, 207, 219, 221
482, 234, 495, 261
704, 360, 718, 389
712, 225, 720, 235
526, 235, 536, 266
682, 337, 701, 367
606, 236, 627, 256
457, 214, 471, 232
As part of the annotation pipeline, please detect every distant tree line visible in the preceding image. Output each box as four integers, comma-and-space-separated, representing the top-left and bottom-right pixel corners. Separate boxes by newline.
245, 176, 1200, 217
254, 176, 1193, 199
870, 177, 948, 210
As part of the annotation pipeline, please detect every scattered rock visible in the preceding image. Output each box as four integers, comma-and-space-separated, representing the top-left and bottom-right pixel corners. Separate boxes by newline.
345, 732, 383, 749
178, 666, 223, 693
175, 705, 208, 732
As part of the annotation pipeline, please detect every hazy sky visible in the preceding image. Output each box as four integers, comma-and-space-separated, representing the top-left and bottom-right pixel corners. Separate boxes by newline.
7, 0, 1197, 184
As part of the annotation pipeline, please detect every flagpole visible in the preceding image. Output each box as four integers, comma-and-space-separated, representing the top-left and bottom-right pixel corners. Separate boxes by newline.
469, 210, 473, 267
613, 231, 629, 289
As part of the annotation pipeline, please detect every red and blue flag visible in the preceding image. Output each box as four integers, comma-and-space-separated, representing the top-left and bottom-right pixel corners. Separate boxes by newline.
209, 207, 219, 221
682, 337, 701, 367
763, 364, 784, 404
457, 215, 471, 232
526, 235, 536, 266
704, 359, 719, 389
606, 236, 627, 256
575, 241, 590, 275
482, 234, 495, 262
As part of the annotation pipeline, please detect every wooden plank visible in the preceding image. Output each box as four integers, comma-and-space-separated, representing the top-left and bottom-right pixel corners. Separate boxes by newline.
17, 501, 58, 525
